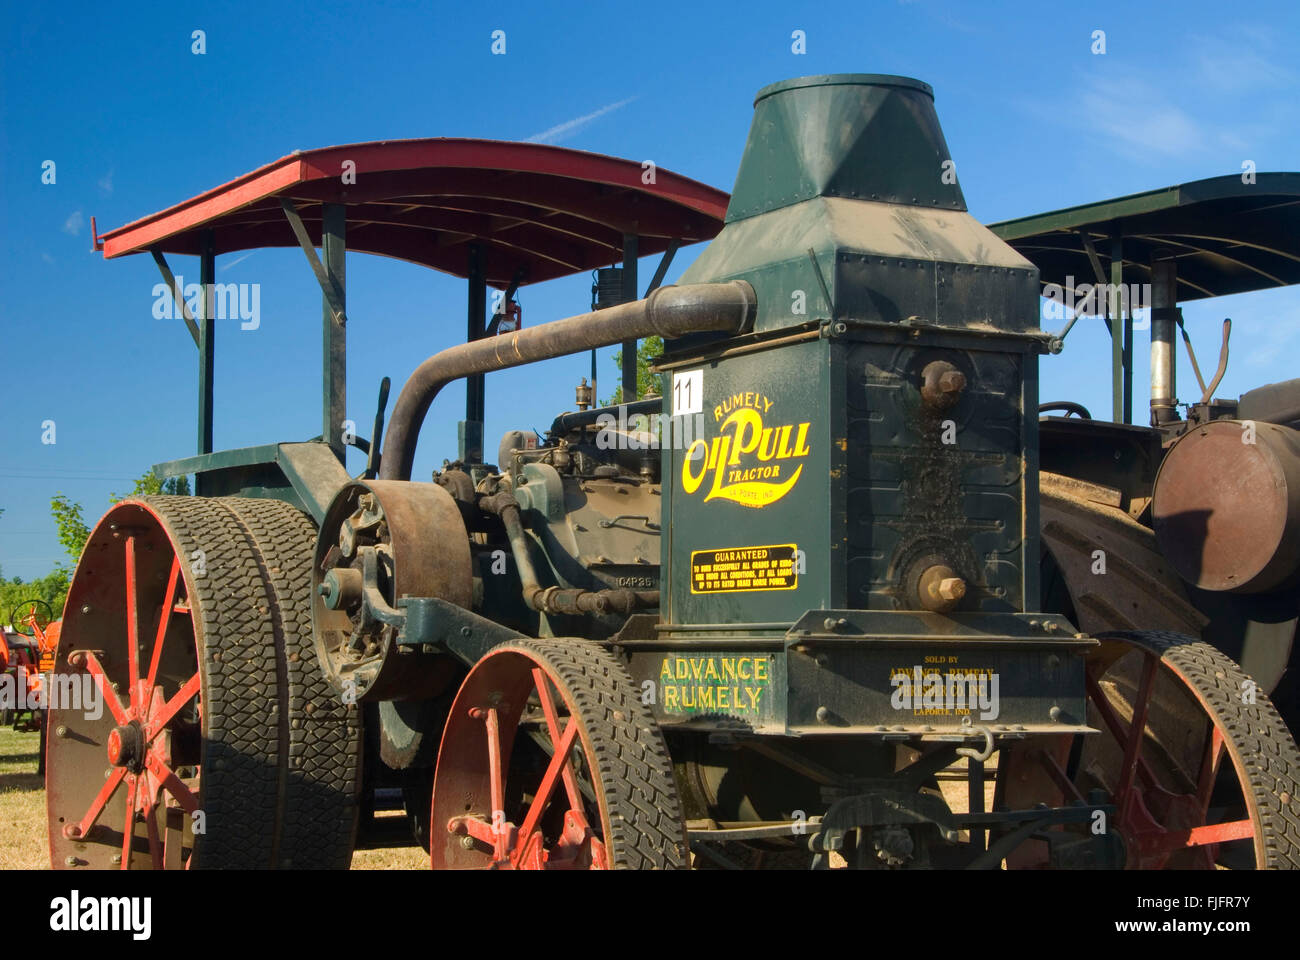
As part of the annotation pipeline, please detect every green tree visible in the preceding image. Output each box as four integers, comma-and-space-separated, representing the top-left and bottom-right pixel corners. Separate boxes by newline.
109, 468, 191, 503
50, 494, 90, 560
603, 336, 664, 406
1, 565, 71, 624
50, 470, 190, 564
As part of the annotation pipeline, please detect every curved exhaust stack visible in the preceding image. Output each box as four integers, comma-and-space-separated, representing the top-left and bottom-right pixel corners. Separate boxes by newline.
379, 280, 756, 481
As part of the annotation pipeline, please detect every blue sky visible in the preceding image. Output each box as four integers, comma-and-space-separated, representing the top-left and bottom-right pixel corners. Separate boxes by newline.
2, 0, 1298, 580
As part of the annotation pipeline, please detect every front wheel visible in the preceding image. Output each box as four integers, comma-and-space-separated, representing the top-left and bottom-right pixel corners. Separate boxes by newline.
430, 638, 687, 869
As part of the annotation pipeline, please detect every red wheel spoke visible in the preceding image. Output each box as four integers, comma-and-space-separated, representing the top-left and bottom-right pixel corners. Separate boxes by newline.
468, 707, 506, 830
532, 668, 585, 814
1034, 748, 1086, 807
68, 766, 126, 839
450, 815, 502, 847
1143, 818, 1255, 855
124, 536, 141, 700
145, 753, 199, 813
80, 651, 130, 725
120, 777, 137, 870
145, 672, 200, 743
1085, 666, 1157, 792
147, 556, 181, 691
515, 717, 580, 855
1115, 653, 1158, 820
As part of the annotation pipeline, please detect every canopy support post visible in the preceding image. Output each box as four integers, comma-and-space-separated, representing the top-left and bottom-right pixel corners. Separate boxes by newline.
621, 232, 638, 402
322, 203, 347, 465
149, 247, 201, 347
460, 243, 486, 464
1110, 232, 1130, 424
198, 230, 215, 459
644, 239, 680, 297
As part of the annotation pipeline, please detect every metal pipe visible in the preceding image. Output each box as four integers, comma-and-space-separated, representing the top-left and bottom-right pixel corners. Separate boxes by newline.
480, 492, 658, 616
549, 398, 661, 437
380, 280, 756, 481
1150, 257, 1178, 425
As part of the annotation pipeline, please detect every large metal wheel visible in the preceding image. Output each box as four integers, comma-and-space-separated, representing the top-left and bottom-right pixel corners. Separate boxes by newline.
430, 638, 687, 869
1003, 631, 1300, 869
46, 496, 361, 869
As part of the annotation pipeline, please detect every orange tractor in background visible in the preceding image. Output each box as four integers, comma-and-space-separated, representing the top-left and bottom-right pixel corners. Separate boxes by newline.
2, 601, 60, 774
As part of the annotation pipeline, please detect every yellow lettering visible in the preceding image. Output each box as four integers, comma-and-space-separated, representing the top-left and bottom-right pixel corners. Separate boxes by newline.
681, 439, 709, 494
793, 422, 812, 457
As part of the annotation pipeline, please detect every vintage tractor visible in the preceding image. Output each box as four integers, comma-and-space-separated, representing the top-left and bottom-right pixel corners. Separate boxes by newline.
3, 601, 59, 775
45, 73, 1300, 870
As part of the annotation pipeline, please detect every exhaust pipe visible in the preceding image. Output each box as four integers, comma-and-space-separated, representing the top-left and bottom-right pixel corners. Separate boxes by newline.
379, 280, 756, 480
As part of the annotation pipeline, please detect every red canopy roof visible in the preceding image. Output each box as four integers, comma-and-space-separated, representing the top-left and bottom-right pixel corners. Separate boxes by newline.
99, 139, 729, 287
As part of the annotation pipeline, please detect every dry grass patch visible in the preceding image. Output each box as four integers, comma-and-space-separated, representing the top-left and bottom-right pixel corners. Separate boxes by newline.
0, 726, 47, 870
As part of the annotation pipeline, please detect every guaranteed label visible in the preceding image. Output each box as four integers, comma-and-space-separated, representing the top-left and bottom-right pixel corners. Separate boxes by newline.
691, 544, 798, 594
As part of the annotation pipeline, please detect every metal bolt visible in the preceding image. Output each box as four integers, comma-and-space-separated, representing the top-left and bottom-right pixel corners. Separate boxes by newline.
111, 853, 122, 864
460, 835, 476, 850
937, 578, 966, 601
815, 706, 831, 723
65, 856, 79, 866
81, 605, 92, 615
823, 617, 837, 631
938, 370, 966, 395
55, 725, 68, 738
919, 564, 965, 613
1049, 705, 1062, 721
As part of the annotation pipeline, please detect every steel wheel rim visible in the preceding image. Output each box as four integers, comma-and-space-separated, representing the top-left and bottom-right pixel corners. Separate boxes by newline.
1080, 640, 1263, 869
431, 646, 610, 870
48, 504, 204, 870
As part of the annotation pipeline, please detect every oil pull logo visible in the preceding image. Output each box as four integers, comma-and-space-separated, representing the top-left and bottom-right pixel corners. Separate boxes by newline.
681, 392, 811, 508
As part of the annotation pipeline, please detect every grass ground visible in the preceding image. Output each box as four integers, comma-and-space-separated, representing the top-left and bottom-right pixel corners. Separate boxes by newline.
0, 726, 46, 870
0, 724, 427, 870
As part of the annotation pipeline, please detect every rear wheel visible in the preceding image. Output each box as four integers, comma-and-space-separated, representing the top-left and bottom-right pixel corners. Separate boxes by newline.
1079, 631, 1300, 868
1002, 631, 1300, 868
223, 497, 362, 868
430, 638, 687, 869
46, 496, 359, 869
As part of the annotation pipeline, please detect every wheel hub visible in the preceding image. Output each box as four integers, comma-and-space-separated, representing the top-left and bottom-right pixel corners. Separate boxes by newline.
106, 722, 145, 772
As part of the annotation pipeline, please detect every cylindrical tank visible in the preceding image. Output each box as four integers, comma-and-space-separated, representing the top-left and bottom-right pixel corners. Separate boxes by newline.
1152, 419, 1300, 593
